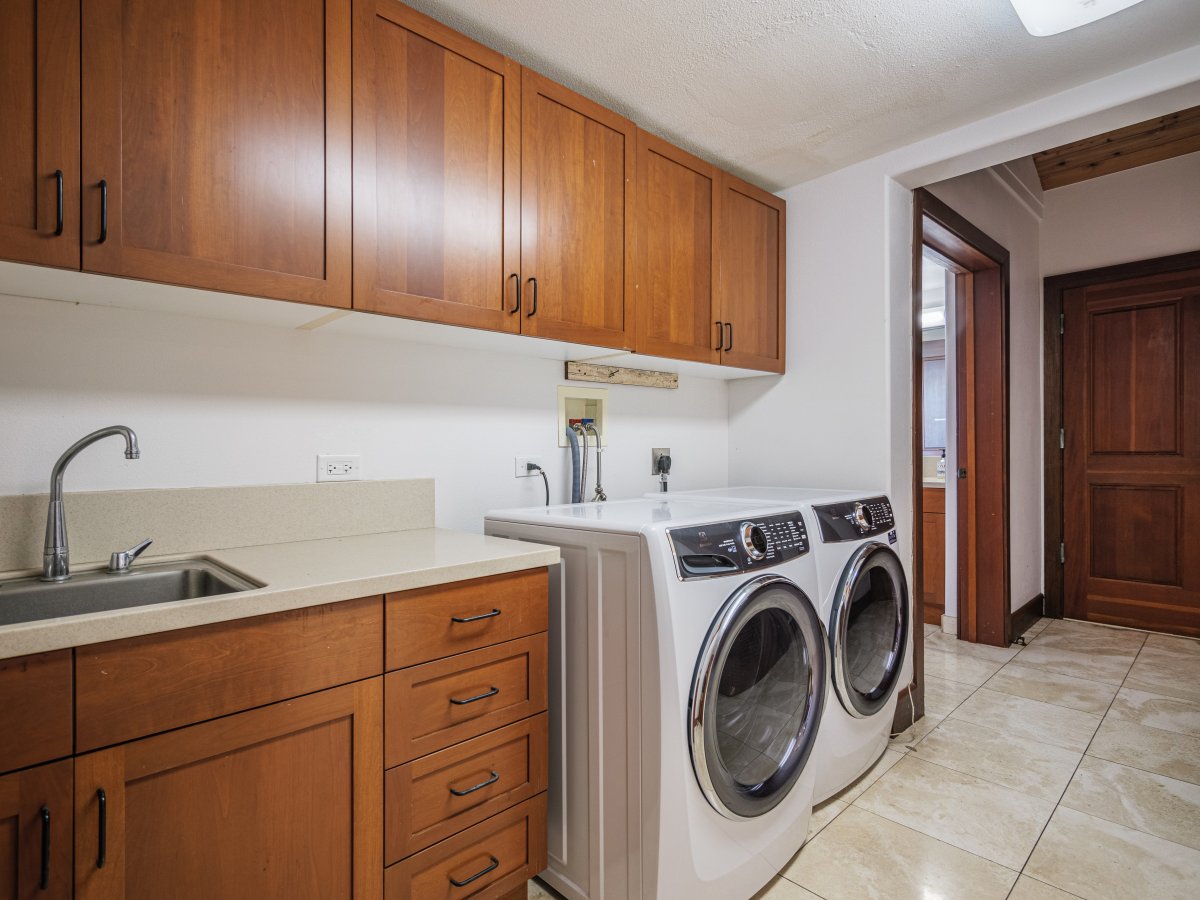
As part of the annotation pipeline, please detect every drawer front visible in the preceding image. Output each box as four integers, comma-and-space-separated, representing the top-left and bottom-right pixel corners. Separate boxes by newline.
76, 597, 383, 751
0, 651, 73, 773
385, 635, 547, 767
923, 487, 945, 515
386, 713, 548, 862
386, 569, 548, 670
385, 794, 547, 900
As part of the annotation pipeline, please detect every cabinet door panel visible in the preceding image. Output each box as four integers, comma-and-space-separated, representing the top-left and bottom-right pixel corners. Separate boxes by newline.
0, 0, 79, 268
74, 679, 382, 900
717, 174, 785, 372
353, 0, 520, 331
0, 760, 72, 900
521, 70, 633, 349
81, 0, 351, 307
634, 131, 719, 363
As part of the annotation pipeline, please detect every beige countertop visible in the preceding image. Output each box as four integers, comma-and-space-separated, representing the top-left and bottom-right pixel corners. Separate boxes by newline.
0, 528, 559, 658
923, 479, 946, 489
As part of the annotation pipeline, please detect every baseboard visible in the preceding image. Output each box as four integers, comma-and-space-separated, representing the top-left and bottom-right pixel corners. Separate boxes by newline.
1013, 593, 1045, 638
941, 614, 957, 634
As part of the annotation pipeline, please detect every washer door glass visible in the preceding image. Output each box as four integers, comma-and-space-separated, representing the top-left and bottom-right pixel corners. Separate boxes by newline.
690, 577, 827, 819
830, 543, 909, 718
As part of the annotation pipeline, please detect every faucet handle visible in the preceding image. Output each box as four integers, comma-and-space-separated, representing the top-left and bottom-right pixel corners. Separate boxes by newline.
109, 538, 153, 574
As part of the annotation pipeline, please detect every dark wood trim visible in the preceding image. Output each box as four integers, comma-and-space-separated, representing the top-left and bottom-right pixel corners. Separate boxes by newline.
1042, 249, 1200, 620
917, 188, 1011, 268
1012, 593, 1045, 639
908, 191, 928, 725
891, 685, 916, 735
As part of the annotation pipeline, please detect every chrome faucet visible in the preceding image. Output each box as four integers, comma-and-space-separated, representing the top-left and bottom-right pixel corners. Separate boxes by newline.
42, 426, 141, 582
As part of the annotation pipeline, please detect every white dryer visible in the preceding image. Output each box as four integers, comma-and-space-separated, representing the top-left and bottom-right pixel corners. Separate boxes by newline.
484, 498, 827, 900
662, 488, 912, 802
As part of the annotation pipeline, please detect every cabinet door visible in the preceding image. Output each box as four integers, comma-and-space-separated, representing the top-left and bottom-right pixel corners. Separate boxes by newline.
0, 760, 72, 900
74, 679, 382, 900
352, 0, 521, 331
634, 131, 720, 364
521, 69, 634, 350
80, 0, 352, 307
0, 0, 79, 269
716, 173, 785, 373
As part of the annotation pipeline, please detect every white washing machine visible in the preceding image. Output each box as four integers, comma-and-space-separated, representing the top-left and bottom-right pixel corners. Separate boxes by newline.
484, 498, 827, 900
661, 488, 912, 802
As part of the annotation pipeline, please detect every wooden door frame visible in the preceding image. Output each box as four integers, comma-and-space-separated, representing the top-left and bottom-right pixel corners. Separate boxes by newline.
912, 188, 1011, 653
1042, 249, 1200, 618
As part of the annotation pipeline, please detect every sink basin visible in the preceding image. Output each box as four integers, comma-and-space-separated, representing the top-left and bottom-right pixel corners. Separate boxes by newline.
0, 560, 262, 626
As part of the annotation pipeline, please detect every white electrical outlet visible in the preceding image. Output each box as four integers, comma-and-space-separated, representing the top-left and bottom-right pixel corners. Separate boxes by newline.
514, 456, 545, 478
317, 454, 361, 482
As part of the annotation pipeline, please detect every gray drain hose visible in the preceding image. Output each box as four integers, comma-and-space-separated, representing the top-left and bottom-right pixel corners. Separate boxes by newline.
565, 426, 583, 503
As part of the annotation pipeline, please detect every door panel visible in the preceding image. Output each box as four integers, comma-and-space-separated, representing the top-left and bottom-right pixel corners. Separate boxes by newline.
0, 0, 79, 268
521, 69, 633, 349
81, 0, 351, 306
1064, 270, 1200, 636
0, 761, 72, 900
352, 0, 520, 330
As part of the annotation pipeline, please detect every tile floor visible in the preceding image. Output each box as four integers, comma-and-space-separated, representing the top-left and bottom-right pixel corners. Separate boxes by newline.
530, 617, 1200, 900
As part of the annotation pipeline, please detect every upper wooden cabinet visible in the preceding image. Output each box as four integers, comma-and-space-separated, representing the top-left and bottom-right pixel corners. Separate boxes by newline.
716, 173, 786, 373
634, 131, 719, 364
0, 0, 80, 269
520, 70, 635, 350
352, 0, 521, 330
79, 0, 352, 307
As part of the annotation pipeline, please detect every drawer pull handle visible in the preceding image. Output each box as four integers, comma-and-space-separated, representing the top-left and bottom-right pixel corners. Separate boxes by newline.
39, 805, 50, 890
450, 608, 501, 624
450, 686, 499, 705
448, 855, 499, 888
449, 770, 500, 797
95, 789, 107, 869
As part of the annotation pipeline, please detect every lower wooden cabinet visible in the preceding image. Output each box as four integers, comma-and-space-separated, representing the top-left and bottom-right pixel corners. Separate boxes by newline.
923, 487, 946, 625
73, 679, 383, 900
0, 760, 73, 900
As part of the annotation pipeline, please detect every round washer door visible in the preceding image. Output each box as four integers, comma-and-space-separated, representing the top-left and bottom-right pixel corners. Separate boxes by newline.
829, 542, 909, 718
690, 575, 827, 820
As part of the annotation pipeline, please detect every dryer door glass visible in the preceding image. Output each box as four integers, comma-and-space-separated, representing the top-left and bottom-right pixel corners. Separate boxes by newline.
691, 577, 827, 819
830, 543, 909, 718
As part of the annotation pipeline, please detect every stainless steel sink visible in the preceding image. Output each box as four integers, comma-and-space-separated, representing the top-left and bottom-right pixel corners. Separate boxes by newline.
0, 560, 262, 626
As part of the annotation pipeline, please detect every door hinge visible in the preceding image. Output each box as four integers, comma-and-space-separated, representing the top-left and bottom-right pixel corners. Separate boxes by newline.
1060, 427, 1065, 450
1060, 312, 1065, 335
1059, 542, 1066, 565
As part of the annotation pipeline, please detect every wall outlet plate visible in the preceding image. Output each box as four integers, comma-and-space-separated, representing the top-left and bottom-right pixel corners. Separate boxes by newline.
514, 456, 545, 478
317, 454, 361, 482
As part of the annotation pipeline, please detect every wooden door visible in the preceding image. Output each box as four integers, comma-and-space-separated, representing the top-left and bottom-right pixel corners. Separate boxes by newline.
521, 69, 634, 349
352, 0, 521, 331
716, 173, 785, 373
74, 679, 382, 900
0, 0, 79, 269
1063, 268, 1200, 636
80, 0, 352, 307
0, 761, 72, 900
634, 131, 719, 363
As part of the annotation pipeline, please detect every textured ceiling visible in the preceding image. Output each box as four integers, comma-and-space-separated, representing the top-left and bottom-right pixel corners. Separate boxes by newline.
401, 0, 1200, 190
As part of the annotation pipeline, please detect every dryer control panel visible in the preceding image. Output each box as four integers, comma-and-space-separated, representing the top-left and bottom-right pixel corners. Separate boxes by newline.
668, 511, 809, 579
811, 496, 895, 543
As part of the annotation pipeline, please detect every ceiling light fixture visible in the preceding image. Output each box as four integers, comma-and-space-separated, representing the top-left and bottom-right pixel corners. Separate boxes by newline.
1009, 0, 1148, 36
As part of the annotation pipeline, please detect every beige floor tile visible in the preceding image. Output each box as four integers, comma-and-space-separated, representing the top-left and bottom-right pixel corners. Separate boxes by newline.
1107, 686, 1200, 738
805, 798, 847, 843
1087, 717, 1200, 785
922, 674, 977, 718
784, 806, 1017, 900
1061, 756, 1200, 851
1125, 644, 1200, 703
528, 878, 560, 899
949, 688, 1101, 752
912, 716, 1082, 802
926, 629, 1021, 663
1142, 633, 1200, 656
1026, 806, 1200, 900
751, 875, 822, 900
831, 747, 906, 803
983, 663, 1118, 715
854, 755, 1055, 869
1008, 876, 1083, 900
1006, 641, 1134, 686
888, 713, 941, 751
1028, 626, 1145, 657
923, 646, 1003, 686
924, 622, 939, 636
1021, 617, 1052, 638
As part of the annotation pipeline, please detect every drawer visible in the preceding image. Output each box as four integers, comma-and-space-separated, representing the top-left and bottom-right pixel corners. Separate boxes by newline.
76, 597, 383, 751
385, 794, 547, 900
923, 487, 945, 515
386, 713, 548, 862
386, 569, 548, 670
385, 635, 547, 767
0, 650, 73, 774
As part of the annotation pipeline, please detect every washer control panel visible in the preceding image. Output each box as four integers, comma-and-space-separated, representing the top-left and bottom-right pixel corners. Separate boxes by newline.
812, 496, 895, 543
668, 511, 809, 579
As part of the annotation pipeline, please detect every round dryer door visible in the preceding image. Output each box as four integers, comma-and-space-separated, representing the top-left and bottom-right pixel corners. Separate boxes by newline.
690, 575, 827, 820
829, 542, 909, 718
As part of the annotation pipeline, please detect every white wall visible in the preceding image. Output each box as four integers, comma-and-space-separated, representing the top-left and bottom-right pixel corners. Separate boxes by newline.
0, 294, 730, 534
1042, 151, 1200, 276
